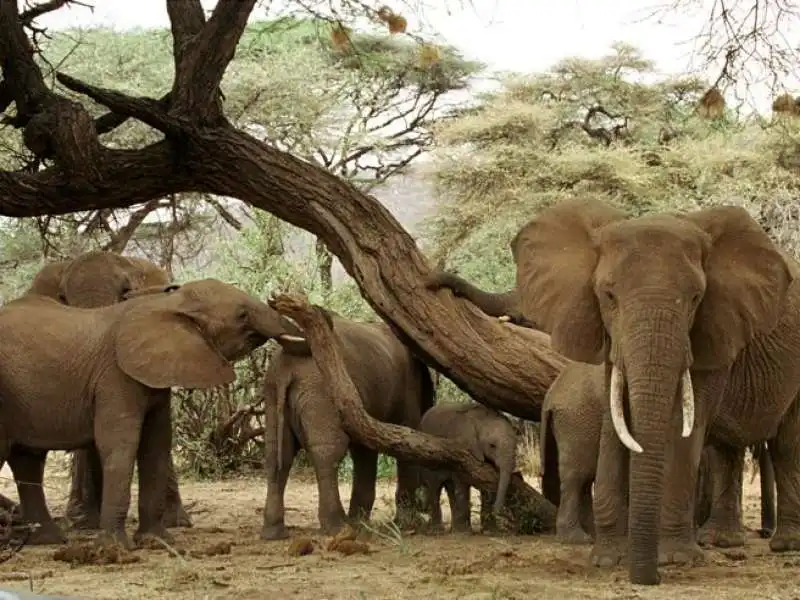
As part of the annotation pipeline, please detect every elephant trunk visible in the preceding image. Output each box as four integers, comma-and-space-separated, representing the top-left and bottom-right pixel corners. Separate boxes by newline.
492, 463, 512, 515
616, 302, 690, 586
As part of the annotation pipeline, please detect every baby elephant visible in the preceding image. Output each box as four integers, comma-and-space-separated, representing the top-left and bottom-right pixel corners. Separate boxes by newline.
419, 402, 517, 533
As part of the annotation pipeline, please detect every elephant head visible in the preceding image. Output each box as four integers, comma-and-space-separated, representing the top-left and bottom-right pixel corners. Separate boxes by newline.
114, 278, 308, 390
27, 250, 171, 308
511, 198, 792, 584
463, 405, 518, 515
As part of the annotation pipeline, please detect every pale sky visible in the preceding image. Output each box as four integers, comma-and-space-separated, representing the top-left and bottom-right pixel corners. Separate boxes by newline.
34, 0, 798, 113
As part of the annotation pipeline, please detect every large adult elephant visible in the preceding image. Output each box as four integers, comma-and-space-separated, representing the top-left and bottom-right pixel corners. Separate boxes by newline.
261, 311, 435, 540
0, 278, 309, 549
22, 250, 189, 538
541, 361, 775, 545
428, 198, 800, 585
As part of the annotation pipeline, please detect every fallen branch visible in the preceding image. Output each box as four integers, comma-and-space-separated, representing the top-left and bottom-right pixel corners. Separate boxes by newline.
269, 293, 557, 532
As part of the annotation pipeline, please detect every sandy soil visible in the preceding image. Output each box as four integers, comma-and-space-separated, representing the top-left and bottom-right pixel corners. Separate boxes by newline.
0, 457, 798, 599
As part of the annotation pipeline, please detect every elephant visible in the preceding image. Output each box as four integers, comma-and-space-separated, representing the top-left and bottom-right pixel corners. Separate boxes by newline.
541, 361, 776, 545
261, 311, 435, 540
23, 250, 190, 536
429, 198, 800, 585
417, 402, 517, 533
0, 278, 308, 549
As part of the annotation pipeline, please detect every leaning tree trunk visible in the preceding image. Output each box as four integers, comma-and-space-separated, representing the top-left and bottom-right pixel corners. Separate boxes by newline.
0, 0, 569, 527
270, 294, 557, 532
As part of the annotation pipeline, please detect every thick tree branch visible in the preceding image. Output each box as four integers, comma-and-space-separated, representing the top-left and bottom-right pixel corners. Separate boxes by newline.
167, 0, 256, 124
56, 73, 182, 136
269, 293, 556, 531
93, 92, 172, 137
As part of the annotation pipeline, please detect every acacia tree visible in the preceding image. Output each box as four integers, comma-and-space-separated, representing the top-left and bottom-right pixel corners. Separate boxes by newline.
0, 0, 565, 524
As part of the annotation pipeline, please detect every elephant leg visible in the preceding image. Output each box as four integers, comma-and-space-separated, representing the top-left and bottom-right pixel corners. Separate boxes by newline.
261, 432, 297, 541
449, 478, 472, 534
696, 445, 746, 548
133, 402, 173, 545
8, 449, 66, 545
161, 454, 191, 529
656, 415, 707, 565
94, 415, 144, 550
348, 445, 378, 523
758, 444, 776, 538
394, 458, 422, 528
309, 441, 348, 535
590, 414, 630, 568
767, 401, 800, 552
65, 448, 103, 530
479, 487, 498, 533
556, 469, 594, 545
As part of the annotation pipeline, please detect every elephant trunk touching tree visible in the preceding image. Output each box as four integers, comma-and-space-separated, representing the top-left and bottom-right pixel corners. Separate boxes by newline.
23, 250, 192, 534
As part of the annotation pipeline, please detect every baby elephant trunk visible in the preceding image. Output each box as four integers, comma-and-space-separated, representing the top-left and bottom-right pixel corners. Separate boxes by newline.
491, 441, 515, 514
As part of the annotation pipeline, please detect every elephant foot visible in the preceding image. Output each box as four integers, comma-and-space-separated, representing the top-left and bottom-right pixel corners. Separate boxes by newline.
757, 527, 774, 540
697, 523, 746, 548
25, 521, 67, 545
68, 511, 101, 530
556, 526, 593, 545
134, 526, 174, 549
590, 538, 626, 568
657, 538, 704, 566
261, 522, 290, 541
96, 530, 134, 552
162, 506, 193, 529
450, 522, 474, 535
768, 528, 800, 552
319, 514, 348, 536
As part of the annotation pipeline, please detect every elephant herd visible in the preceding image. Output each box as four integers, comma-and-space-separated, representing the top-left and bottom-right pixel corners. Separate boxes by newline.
1, 196, 795, 588
0, 249, 518, 554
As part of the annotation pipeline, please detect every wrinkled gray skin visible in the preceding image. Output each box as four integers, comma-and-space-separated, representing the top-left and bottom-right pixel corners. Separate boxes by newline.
542, 362, 776, 545
0, 278, 308, 550
21, 251, 189, 541
429, 199, 800, 585
261, 312, 435, 539
417, 402, 517, 534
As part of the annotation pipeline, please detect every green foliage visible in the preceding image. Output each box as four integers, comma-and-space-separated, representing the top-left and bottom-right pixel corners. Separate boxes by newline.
425, 41, 800, 278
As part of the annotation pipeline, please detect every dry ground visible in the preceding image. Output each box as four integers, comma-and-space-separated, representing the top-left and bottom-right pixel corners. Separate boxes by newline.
0, 457, 799, 599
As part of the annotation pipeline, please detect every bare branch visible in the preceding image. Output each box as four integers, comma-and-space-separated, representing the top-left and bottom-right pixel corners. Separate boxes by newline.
19, 0, 82, 24
56, 73, 183, 136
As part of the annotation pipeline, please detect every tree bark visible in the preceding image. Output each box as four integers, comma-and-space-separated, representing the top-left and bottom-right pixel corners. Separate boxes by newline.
0, 0, 569, 529
269, 293, 556, 531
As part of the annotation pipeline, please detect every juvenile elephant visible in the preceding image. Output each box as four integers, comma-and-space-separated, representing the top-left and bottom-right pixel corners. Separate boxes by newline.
431, 198, 800, 584
23, 250, 190, 536
418, 402, 517, 533
0, 278, 308, 549
261, 312, 435, 539
541, 361, 776, 545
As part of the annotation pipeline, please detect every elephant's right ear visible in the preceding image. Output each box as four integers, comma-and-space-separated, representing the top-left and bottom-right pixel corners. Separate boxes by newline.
114, 301, 236, 390
511, 199, 626, 363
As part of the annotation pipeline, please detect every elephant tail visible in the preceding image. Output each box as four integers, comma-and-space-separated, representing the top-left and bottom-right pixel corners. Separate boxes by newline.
539, 409, 561, 506
275, 372, 294, 473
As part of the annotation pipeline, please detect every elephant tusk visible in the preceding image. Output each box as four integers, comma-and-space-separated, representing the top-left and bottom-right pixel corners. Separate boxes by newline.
278, 334, 306, 343
609, 364, 643, 454
498, 315, 511, 323
680, 369, 695, 438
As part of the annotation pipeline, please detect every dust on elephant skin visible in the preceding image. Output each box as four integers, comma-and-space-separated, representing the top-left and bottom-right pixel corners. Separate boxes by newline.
417, 402, 517, 534
0, 278, 308, 550
261, 312, 435, 540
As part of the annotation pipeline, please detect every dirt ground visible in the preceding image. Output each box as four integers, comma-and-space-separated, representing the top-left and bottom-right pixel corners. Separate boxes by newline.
0, 457, 799, 599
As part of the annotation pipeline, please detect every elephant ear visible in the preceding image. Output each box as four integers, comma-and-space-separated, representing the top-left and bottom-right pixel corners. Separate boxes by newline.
684, 206, 793, 369
114, 298, 236, 390
511, 199, 626, 363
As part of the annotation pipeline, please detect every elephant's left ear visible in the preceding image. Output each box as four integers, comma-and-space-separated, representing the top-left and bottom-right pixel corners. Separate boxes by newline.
683, 206, 794, 369
114, 302, 236, 390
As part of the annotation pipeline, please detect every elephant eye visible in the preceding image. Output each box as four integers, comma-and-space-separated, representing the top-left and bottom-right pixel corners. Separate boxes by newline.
605, 290, 616, 304
237, 309, 249, 322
